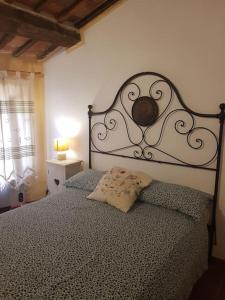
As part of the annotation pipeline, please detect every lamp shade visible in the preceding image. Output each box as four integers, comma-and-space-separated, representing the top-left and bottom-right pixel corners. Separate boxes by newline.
54, 138, 69, 152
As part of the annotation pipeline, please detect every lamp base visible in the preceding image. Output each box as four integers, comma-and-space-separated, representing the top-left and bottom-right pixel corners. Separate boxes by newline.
57, 153, 67, 160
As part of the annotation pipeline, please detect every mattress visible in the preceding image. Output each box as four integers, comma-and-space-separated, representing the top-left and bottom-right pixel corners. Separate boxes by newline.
0, 188, 208, 299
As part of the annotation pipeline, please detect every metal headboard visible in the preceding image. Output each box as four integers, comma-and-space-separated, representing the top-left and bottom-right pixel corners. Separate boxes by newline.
88, 72, 225, 259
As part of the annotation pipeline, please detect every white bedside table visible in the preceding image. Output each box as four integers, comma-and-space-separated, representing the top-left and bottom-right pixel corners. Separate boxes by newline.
46, 159, 82, 195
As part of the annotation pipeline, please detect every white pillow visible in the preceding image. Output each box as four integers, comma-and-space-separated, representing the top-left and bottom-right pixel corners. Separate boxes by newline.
87, 167, 152, 212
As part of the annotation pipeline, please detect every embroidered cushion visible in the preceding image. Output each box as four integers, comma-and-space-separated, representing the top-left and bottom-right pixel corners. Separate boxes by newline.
64, 169, 105, 192
139, 180, 212, 221
87, 167, 152, 213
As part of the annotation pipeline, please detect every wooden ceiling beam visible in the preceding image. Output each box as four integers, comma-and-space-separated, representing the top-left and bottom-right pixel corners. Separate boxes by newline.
0, 1, 80, 47
0, 33, 14, 49
57, 0, 82, 23
75, 0, 119, 28
13, 38, 36, 57
37, 44, 58, 60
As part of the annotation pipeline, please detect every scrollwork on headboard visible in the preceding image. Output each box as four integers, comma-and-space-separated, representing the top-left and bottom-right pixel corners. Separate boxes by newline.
89, 72, 223, 170
88, 71, 225, 259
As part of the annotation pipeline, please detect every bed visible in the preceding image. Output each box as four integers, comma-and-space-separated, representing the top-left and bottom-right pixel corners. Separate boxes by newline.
0, 185, 208, 299
0, 72, 224, 299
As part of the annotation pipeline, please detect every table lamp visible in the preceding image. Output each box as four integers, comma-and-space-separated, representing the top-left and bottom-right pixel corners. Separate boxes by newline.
54, 138, 69, 160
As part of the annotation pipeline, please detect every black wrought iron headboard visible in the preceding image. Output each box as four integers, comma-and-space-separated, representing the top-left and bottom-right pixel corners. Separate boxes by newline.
88, 72, 225, 259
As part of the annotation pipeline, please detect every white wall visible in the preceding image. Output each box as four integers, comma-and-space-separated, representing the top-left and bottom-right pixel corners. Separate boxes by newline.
44, 0, 225, 259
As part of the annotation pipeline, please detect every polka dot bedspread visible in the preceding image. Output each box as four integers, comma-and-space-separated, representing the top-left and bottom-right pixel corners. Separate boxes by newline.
0, 188, 208, 299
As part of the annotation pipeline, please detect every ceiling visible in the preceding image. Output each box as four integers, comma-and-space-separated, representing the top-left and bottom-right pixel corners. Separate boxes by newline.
0, 0, 119, 60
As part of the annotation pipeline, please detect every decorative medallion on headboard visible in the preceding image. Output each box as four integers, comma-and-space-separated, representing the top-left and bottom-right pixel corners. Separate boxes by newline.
131, 95, 159, 126
88, 71, 225, 259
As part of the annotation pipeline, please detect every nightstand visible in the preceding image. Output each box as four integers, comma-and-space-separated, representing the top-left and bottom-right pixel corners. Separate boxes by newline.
46, 159, 82, 195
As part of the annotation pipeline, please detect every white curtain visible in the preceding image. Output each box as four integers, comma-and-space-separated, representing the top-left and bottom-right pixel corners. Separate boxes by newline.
0, 71, 36, 205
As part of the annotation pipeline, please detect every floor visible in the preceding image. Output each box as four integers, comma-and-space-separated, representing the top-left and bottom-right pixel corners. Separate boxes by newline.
0, 206, 11, 214
0, 205, 22, 214
190, 258, 225, 300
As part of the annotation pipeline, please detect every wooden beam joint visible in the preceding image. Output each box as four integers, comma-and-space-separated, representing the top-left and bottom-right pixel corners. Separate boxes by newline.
75, 0, 119, 28
13, 39, 36, 57
57, 0, 82, 22
37, 44, 58, 60
0, 33, 14, 49
34, 0, 48, 12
